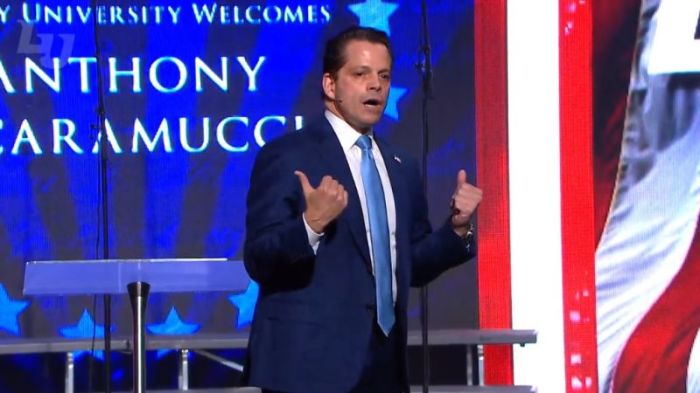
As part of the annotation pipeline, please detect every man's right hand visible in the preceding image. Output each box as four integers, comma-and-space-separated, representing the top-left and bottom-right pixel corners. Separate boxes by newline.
295, 171, 348, 233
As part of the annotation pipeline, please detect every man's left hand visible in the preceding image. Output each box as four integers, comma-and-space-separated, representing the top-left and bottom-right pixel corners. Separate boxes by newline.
451, 169, 482, 237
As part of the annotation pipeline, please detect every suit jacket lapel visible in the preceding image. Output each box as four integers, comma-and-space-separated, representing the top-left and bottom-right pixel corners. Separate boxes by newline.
376, 138, 409, 293
309, 120, 373, 272
376, 139, 407, 222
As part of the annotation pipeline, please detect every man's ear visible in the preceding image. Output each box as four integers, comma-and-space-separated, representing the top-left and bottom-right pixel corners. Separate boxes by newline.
322, 72, 336, 100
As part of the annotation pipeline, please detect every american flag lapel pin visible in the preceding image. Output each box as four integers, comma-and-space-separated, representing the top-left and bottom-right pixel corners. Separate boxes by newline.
393, 155, 402, 164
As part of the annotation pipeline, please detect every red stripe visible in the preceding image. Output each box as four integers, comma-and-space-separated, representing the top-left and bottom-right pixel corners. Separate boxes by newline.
559, 1, 599, 392
612, 222, 700, 392
474, 0, 513, 385
592, 0, 642, 245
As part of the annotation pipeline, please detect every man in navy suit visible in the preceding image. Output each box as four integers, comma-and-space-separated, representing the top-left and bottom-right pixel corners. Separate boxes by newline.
243, 26, 482, 393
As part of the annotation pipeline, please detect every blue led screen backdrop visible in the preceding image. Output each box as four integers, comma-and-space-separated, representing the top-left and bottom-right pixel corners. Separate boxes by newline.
0, 0, 476, 341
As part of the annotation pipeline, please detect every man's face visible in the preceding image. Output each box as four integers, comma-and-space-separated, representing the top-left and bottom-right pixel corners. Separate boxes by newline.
323, 40, 391, 134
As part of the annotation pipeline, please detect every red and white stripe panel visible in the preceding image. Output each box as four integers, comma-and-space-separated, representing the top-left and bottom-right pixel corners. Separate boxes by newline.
475, 1, 597, 392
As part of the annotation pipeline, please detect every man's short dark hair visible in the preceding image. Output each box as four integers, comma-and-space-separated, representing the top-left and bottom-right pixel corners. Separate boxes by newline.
323, 26, 393, 78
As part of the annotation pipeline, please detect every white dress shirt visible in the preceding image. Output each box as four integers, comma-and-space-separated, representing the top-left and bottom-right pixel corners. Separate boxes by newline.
302, 110, 398, 301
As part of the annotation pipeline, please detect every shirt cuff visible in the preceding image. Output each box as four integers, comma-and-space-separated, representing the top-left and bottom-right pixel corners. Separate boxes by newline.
302, 214, 324, 253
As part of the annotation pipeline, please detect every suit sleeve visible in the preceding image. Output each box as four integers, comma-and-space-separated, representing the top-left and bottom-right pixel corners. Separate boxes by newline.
405, 159, 474, 287
243, 142, 315, 285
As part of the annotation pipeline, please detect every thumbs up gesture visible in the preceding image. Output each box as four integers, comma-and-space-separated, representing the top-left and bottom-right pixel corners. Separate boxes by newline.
295, 171, 348, 233
451, 170, 482, 236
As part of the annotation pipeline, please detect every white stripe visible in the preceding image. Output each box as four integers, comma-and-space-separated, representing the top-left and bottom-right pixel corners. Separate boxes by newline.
689, 329, 700, 393
507, 0, 566, 392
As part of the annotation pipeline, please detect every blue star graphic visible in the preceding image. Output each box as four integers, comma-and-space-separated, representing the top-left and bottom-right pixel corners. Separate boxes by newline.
385, 86, 408, 120
348, 0, 399, 35
148, 307, 200, 358
229, 281, 259, 328
148, 307, 200, 336
0, 283, 30, 335
59, 309, 106, 360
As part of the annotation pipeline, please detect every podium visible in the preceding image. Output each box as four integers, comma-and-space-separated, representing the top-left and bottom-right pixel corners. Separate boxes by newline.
23, 258, 251, 393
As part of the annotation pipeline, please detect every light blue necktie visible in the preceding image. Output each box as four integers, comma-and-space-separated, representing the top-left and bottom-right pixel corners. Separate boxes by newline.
356, 134, 394, 336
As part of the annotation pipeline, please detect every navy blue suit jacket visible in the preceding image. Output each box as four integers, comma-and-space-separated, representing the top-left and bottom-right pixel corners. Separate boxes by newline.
243, 117, 472, 393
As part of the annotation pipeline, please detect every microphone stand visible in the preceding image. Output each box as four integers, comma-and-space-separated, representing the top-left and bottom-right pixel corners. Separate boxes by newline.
416, 1, 433, 392
91, 0, 112, 391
